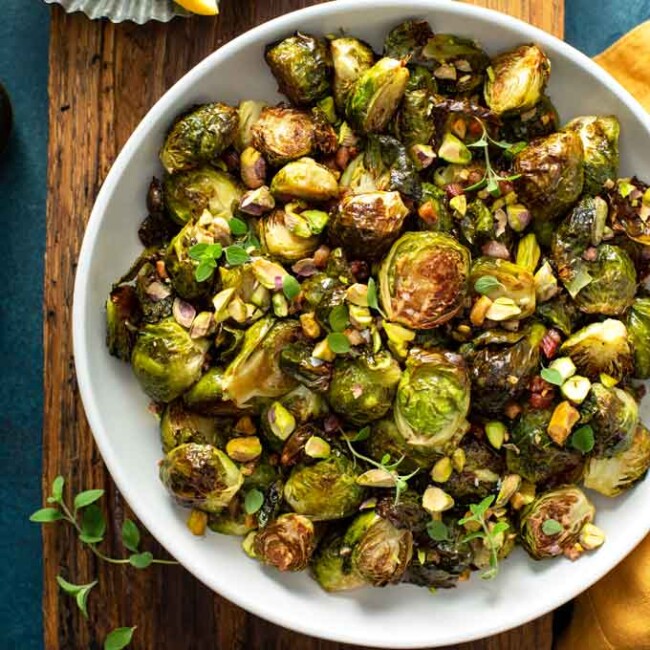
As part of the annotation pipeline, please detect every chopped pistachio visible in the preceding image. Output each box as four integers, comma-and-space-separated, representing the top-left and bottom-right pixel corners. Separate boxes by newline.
250, 284, 271, 309
349, 304, 372, 329
438, 132, 471, 165
312, 338, 336, 361
431, 457, 453, 483
449, 194, 468, 216
251, 257, 287, 289
470, 295, 493, 326
485, 297, 522, 321
485, 421, 506, 450
549, 356, 577, 383
299, 312, 321, 339
534, 261, 559, 302
495, 474, 522, 508
267, 402, 296, 441
187, 509, 208, 536
451, 447, 466, 473
356, 468, 397, 488
227, 296, 248, 323
272, 292, 289, 317
579, 523, 606, 550
345, 283, 369, 306
304, 436, 331, 459
599, 372, 619, 388
506, 203, 531, 232
547, 401, 580, 446
383, 321, 415, 359
226, 436, 263, 462
212, 287, 236, 322
422, 486, 454, 513
561, 375, 592, 404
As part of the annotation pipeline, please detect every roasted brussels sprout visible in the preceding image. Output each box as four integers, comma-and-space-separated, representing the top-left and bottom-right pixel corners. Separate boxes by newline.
581, 383, 638, 458
160, 103, 238, 174
363, 419, 426, 471
160, 400, 221, 453
259, 208, 321, 262
328, 351, 401, 425
283, 454, 365, 520
584, 423, 650, 496
535, 291, 581, 337
500, 95, 559, 143
330, 36, 375, 111
563, 115, 620, 195
393, 85, 436, 152
484, 44, 550, 116
394, 349, 471, 459
345, 58, 410, 134
383, 19, 433, 62
463, 325, 546, 417
131, 319, 209, 403
265, 33, 331, 106
310, 532, 367, 592
560, 319, 633, 381
159, 443, 243, 512
279, 342, 333, 392
379, 232, 471, 329
605, 177, 650, 246
627, 298, 650, 378
250, 106, 337, 167
234, 99, 266, 152
164, 166, 243, 225
133, 260, 175, 324
330, 191, 409, 261
106, 285, 141, 362
270, 157, 339, 202
506, 408, 585, 487
222, 317, 301, 406
182, 367, 240, 416
252, 513, 316, 571
519, 486, 595, 560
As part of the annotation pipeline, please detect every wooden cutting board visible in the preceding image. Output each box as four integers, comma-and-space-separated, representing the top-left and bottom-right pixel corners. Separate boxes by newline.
43, 1, 563, 647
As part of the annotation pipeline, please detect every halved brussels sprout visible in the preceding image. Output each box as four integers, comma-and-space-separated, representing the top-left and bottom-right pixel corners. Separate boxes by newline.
581, 383, 638, 458
393, 86, 436, 151
345, 58, 410, 134
310, 532, 367, 592
252, 513, 316, 571
519, 486, 595, 560
500, 95, 559, 143
235, 99, 267, 152
164, 167, 243, 225
328, 351, 401, 425
160, 400, 221, 453
563, 115, 620, 195
160, 103, 238, 174
264, 33, 331, 106
250, 106, 337, 167
484, 44, 550, 116
605, 177, 650, 245
560, 319, 633, 381
379, 232, 471, 329
330, 36, 375, 111
222, 317, 301, 406
106, 285, 141, 362
131, 319, 209, 403
182, 367, 239, 415
627, 298, 650, 379
270, 157, 339, 202
383, 19, 433, 62
364, 418, 427, 471
159, 443, 243, 512
506, 407, 585, 487
470, 257, 536, 320
394, 349, 470, 459
584, 423, 650, 496
283, 454, 365, 520
259, 208, 321, 262
330, 191, 409, 261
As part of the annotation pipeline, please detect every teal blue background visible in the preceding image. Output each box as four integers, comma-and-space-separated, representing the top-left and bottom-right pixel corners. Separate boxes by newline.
0, 1, 647, 648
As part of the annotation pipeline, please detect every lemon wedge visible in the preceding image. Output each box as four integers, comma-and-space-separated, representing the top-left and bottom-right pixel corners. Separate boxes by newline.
174, 0, 219, 16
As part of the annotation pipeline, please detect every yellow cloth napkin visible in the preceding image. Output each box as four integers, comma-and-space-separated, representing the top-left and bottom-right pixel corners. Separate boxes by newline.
558, 22, 650, 650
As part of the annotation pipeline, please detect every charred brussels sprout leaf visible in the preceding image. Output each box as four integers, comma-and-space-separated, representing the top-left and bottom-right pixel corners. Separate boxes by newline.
259, 208, 321, 262
383, 19, 433, 61
106, 285, 141, 362
328, 351, 401, 425
345, 58, 410, 135
159, 443, 243, 512
500, 95, 559, 143
131, 319, 209, 403
160, 400, 221, 453
536, 292, 581, 337
235, 99, 267, 152
284, 454, 365, 520
252, 513, 316, 571
330, 36, 375, 112
519, 486, 595, 560
279, 342, 333, 392
160, 103, 238, 175
484, 44, 550, 116
270, 157, 339, 202
379, 232, 471, 329
627, 298, 650, 378
265, 33, 332, 106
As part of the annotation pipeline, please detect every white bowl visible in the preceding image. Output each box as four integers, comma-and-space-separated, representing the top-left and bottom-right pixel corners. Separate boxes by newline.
73, 1, 650, 647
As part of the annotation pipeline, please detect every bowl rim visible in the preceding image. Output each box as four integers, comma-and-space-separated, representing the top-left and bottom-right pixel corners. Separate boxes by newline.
73, 1, 650, 646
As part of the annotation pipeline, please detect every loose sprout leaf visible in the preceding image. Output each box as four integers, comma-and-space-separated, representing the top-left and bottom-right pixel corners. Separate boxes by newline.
367, 278, 380, 312
128, 552, 154, 569
30, 507, 63, 523
121, 519, 141, 553
540, 367, 563, 386
225, 245, 250, 266
229, 218, 248, 236
350, 426, 371, 442
50, 476, 65, 504
571, 425, 595, 454
328, 304, 349, 332
474, 276, 503, 295
282, 275, 301, 301
195, 260, 215, 283
73, 489, 105, 512
188, 243, 210, 260
541, 519, 564, 536
426, 520, 450, 542
104, 627, 136, 650
327, 332, 351, 354
244, 488, 265, 515
81, 504, 106, 542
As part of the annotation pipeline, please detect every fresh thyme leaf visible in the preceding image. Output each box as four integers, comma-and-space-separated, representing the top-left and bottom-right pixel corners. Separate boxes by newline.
225, 245, 250, 266
350, 426, 371, 442
121, 519, 141, 553
228, 217, 248, 236
50, 476, 65, 504
244, 488, 264, 515
426, 520, 450, 542
327, 332, 351, 354
329, 304, 349, 332
81, 504, 106, 542
540, 367, 564, 386
571, 425, 595, 454
129, 552, 154, 569
282, 275, 301, 301
474, 276, 503, 295
195, 259, 215, 283
542, 519, 564, 536
366, 278, 381, 313
380, 453, 391, 466
188, 243, 209, 260
74, 489, 105, 512
56, 576, 98, 619
104, 626, 136, 650
30, 507, 63, 523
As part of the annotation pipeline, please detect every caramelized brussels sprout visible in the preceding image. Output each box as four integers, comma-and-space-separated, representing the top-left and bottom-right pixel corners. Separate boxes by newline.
252, 513, 316, 571
500, 95, 559, 143
394, 349, 471, 459
330, 36, 375, 111
106, 285, 141, 362
310, 532, 367, 592
393, 84, 436, 151
627, 298, 650, 378
279, 342, 333, 392
182, 367, 237, 415
235, 99, 267, 152
484, 44, 550, 116
345, 58, 410, 134
379, 232, 471, 329
383, 19, 433, 62
535, 291, 581, 337
222, 317, 300, 406
563, 115, 620, 195
604, 177, 650, 245
519, 486, 595, 560
251, 106, 337, 166
270, 157, 339, 202
364, 419, 427, 471
330, 191, 409, 261
160, 103, 238, 174
265, 33, 331, 106
159, 443, 243, 512
131, 319, 209, 403
164, 166, 243, 226
560, 319, 633, 381
584, 423, 650, 496
209, 496, 257, 536
506, 407, 585, 487
160, 400, 221, 452
328, 351, 401, 425
259, 208, 321, 262
284, 454, 365, 520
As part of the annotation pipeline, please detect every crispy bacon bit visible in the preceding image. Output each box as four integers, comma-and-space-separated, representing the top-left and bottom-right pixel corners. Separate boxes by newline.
313, 245, 330, 269
350, 260, 370, 282
582, 247, 598, 261
540, 329, 562, 359
446, 183, 464, 198
529, 375, 556, 409
335, 146, 350, 170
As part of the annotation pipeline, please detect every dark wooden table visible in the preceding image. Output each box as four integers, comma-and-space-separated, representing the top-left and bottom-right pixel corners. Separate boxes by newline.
43, 0, 563, 647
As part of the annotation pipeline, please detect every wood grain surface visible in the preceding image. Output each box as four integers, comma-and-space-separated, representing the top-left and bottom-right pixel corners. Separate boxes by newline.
43, 1, 563, 648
